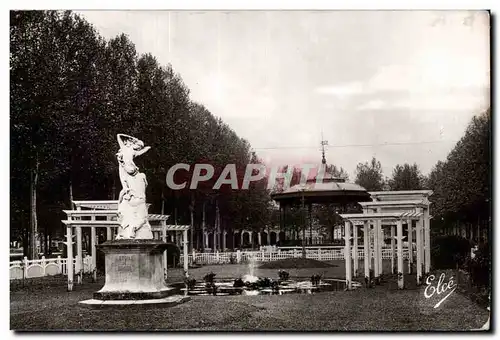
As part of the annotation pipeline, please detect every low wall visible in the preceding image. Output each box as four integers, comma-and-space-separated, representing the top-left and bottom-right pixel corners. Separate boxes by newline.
9, 255, 93, 281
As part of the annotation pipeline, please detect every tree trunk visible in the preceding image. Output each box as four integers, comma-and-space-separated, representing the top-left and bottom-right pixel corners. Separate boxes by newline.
161, 191, 165, 242
302, 210, 306, 258
202, 201, 206, 252
161, 191, 165, 215
190, 193, 194, 252
29, 153, 39, 260
44, 223, 49, 255
69, 179, 74, 208
22, 212, 28, 257
112, 177, 116, 200
215, 200, 220, 251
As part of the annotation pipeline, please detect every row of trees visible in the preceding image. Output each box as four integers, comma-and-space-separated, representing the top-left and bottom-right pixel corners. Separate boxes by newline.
10, 11, 273, 257
426, 109, 491, 232
354, 158, 425, 192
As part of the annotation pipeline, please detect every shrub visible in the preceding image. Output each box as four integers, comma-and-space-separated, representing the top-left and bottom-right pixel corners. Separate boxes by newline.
257, 277, 272, 288
467, 242, 491, 288
430, 235, 471, 270
311, 274, 321, 286
203, 272, 216, 284
233, 278, 244, 287
278, 270, 290, 281
184, 277, 197, 290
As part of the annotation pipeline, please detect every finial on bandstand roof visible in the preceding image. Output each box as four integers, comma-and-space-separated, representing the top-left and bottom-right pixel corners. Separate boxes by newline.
320, 135, 328, 165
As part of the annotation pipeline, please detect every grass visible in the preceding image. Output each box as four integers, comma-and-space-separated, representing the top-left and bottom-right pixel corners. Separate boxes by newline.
10, 260, 490, 331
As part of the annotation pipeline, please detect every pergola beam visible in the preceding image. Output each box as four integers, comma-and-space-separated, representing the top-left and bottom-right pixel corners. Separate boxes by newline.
369, 190, 433, 198
359, 200, 428, 208
340, 211, 423, 220
63, 200, 190, 292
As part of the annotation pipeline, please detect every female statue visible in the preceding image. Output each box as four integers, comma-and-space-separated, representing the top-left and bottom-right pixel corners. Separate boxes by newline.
115, 134, 153, 239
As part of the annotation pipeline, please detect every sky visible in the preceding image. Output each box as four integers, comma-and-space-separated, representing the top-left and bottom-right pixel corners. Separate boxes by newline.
77, 10, 490, 179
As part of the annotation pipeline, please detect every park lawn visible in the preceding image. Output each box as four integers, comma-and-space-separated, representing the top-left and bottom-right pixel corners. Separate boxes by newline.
10, 262, 489, 331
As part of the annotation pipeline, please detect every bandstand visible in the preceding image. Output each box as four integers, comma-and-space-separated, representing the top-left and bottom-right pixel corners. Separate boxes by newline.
62, 200, 190, 291
271, 173, 372, 245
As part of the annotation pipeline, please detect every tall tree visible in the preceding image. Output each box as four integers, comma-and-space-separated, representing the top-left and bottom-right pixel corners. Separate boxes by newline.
388, 163, 423, 191
324, 164, 349, 181
427, 109, 491, 226
354, 157, 384, 191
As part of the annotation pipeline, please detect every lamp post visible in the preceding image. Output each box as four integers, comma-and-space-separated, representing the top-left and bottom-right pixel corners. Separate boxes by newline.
301, 188, 306, 258
309, 204, 313, 245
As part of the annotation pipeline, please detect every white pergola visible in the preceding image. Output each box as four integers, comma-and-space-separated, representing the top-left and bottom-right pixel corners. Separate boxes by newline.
340, 190, 433, 290
62, 200, 189, 291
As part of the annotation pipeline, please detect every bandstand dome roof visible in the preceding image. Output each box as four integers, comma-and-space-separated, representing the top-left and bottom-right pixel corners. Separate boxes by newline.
271, 174, 371, 206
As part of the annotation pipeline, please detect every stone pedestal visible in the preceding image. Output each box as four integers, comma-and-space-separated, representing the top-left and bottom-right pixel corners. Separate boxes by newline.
80, 239, 191, 308
92, 239, 172, 300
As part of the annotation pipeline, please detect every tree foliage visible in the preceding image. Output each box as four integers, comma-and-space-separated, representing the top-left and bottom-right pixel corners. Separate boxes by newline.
388, 163, 423, 191
426, 109, 491, 223
354, 157, 384, 191
10, 11, 271, 256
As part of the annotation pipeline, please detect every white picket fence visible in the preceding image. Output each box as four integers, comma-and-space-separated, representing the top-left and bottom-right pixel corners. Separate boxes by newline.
9, 247, 410, 280
9, 255, 93, 280
181, 247, 410, 266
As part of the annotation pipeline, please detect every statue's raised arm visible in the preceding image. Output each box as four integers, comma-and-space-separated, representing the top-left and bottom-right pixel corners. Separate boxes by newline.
135, 145, 151, 157
117, 133, 135, 149
117, 134, 149, 156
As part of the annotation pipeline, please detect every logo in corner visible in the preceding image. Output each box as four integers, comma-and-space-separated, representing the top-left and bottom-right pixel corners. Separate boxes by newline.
424, 273, 457, 309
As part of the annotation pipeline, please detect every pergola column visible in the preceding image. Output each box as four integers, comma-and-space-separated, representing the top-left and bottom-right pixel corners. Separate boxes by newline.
213, 230, 217, 251
377, 208, 383, 276
373, 222, 380, 279
66, 225, 74, 291
162, 223, 167, 280
75, 206, 83, 284
267, 231, 271, 245
390, 225, 395, 274
424, 207, 431, 273
378, 221, 385, 275
344, 221, 352, 290
416, 215, 423, 285
420, 212, 425, 272
363, 221, 370, 281
183, 229, 189, 277
258, 232, 262, 247
397, 219, 404, 289
91, 225, 97, 283
222, 231, 227, 250
240, 231, 244, 247
353, 223, 359, 276
249, 231, 254, 249
76, 226, 83, 284
407, 219, 413, 274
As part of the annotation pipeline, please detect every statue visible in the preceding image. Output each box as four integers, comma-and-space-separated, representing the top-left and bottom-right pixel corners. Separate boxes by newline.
115, 133, 153, 239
